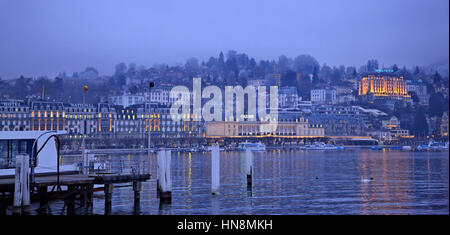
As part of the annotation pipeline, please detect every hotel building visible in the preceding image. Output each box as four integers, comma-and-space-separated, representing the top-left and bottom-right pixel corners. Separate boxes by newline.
358, 72, 410, 100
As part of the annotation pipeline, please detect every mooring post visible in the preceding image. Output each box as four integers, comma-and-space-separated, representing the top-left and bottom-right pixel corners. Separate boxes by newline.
245, 149, 253, 187
157, 150, 172, 202
13, 156, 23, 215
0, 192, 6, 215
87, 184, 94, 210
156, 150, 163, 196
104, 183, 113, 214
211, 145, 220, 195
67, 185, 76, 215
13, 154, 30, 215
133, 181, 141, 204
133, 181, 141, 214
80, 185, 86, 208
38, 186, 48, 213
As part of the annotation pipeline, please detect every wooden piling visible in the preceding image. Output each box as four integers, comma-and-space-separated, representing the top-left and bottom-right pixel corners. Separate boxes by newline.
211, 145, 220, 195
157, 150, 172, 201
38, 186, 49, 213
0, 192, 6, 215
104, 183, 113, 214
245, 149, 253, 187
80, 186, 86, 208
1, 169, 151, 215
87, 184, 94, 212
13, 154, 30, 215
133, 181, 141, 214
133, 181, 141, 204
67, 185, 76, 215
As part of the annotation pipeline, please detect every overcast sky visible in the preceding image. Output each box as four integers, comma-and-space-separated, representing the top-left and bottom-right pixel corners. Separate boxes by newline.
0, 0, 448, 79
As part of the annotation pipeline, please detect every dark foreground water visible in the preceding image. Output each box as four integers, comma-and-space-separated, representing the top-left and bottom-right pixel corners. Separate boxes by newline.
38, 150, 450, 214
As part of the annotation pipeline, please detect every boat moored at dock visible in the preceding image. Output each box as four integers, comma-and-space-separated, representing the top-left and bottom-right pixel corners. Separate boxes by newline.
0, 131, 74, 178
301, 142, 340, 150
238, 141, 266, 151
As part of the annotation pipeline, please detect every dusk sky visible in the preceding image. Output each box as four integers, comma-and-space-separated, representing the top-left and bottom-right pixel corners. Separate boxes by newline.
0, 0, 448, 79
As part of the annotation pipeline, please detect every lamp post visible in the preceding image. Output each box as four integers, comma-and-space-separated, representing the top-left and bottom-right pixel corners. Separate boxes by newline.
82, 85, 88, 174
148, 82, 154, 158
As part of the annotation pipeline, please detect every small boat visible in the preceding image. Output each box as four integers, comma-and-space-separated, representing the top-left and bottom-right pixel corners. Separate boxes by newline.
189, 148, 199, 152
402, 146, 412, 151
416, 144, 428, 151
428, 139, 449, 151
304, 142, 339, 150
238, 141, 266, 151
370, 146, 383, 150
0, 131, 75, 177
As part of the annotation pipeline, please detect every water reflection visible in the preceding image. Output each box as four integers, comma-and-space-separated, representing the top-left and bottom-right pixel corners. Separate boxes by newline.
39, 150, 448, 215
359, 150, 414, 214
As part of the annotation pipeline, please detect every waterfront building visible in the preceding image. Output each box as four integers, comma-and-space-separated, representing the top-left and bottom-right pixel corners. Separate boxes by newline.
382, 116, 400, 130
307, 113, 365, 136
311, 105, 371, 128
30, 100, 65, 132
63, 103, 97, 135
114, 105, 148, 137
113, 103, 202, 139
368, 130, 392, 141
0, 99, 30, 131
378, 115, 413, 140
205, 118, 324, 137
389, 129, 411, 139
95, 103, 117, 135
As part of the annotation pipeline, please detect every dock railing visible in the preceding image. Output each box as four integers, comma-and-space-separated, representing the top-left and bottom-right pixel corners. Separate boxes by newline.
70, 153, 150, 176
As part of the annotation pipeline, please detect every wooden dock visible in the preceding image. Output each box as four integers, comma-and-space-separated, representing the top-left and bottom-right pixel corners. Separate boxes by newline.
0, 172, 150, 215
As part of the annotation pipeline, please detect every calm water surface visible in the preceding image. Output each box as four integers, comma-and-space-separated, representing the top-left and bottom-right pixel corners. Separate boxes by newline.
43, 150, 449, 215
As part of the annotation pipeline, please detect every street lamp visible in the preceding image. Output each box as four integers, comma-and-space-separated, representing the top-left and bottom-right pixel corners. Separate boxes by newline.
82, 85, 88, 174
148, 82, 154, 158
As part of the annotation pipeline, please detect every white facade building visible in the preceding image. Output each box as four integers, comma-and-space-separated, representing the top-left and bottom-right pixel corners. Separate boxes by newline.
108, 93, 145, 108
406, 81, 429, 106
310, 89, 336, 104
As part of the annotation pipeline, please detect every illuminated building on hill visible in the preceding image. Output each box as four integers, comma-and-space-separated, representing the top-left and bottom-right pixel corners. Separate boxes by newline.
358, 71, 410, 100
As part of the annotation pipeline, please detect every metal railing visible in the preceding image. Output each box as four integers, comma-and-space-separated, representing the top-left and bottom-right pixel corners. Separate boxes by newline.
33, 134, 62, 192
71, 154, 150, 175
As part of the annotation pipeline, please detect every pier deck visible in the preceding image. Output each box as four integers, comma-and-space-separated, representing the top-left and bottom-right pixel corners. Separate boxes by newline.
0, 174, 94, 190
0, 172, 151, 215
0, 173, 151, 189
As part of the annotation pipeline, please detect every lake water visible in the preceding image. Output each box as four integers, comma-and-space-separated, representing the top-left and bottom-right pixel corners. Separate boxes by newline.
40, 150, 450, 215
